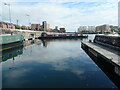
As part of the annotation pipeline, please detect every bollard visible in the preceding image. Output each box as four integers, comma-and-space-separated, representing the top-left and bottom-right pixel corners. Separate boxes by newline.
89, 40, 92, 42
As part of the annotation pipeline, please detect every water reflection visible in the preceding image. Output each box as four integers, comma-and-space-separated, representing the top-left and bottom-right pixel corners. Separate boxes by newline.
2, 38, 118, 88
83, 46, 120, 89
1, 46, 23, 63
23, 39, 41, 47
1, 39, 41, 63
41, 40, 47, 47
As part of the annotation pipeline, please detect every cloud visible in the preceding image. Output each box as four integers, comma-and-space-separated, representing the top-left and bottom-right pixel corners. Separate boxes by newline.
1, 0, 118, 31
2, 40, 98, 83
3, 68, 32, 87
2, 0, 118, 3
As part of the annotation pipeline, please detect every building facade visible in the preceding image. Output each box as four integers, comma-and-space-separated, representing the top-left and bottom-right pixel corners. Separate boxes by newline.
78, 26, 87, 32
96, 24, 111, 32
31, 24, 40, 30
0, 21, 15, 29
78, 26, 95, 32
87, 26, 96, 31
60, 28, 66, 33
46, 24, 50, 32
42, 21, 47, 31
55, 26, 58, 30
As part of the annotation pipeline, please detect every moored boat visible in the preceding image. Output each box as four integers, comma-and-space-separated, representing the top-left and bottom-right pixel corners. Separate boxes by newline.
0, 34, 24, 51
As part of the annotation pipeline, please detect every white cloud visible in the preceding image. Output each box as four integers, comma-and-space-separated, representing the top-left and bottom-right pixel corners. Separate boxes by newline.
1, 0, 118, 31
1, 0, 118, 3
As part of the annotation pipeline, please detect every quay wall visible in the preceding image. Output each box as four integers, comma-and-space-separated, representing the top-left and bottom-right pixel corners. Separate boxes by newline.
94, 35, 120, 51
81, 35, 120, 88
0, 29, 44, 40
81, 42, 120, 88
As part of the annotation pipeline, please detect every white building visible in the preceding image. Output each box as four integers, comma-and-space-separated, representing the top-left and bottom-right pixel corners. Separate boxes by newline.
78, 26, 87, 32
78, 26, 95, 32
88, 26, 96, 31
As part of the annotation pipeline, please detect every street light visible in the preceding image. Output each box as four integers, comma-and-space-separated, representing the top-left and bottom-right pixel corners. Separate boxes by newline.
4, 3, 12, 29
16, 19, 18, 25
26, 14, 31, 27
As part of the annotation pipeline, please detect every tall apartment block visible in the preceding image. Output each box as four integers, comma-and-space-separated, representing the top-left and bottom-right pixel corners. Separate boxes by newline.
42, 21, 47, 31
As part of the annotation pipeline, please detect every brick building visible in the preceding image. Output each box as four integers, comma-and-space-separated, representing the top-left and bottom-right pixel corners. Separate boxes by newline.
0, 21, 15, 29
46, 24, 50, 32
31, 24, 41, 30
96, 24, 111, 32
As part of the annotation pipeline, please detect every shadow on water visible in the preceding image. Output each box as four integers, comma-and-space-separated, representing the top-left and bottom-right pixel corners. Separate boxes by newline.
1, 39, 42, 63
1, 46, 23, 63
83, 48, 120, 89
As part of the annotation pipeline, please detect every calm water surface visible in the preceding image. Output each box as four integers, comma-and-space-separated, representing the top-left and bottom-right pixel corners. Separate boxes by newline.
1, 36, 118, 88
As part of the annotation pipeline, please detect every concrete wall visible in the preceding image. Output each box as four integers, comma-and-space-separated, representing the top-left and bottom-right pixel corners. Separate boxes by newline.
0, 28, 45, 40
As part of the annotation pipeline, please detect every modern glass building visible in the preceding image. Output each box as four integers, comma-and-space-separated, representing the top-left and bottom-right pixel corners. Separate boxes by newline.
42, 21, 47, 31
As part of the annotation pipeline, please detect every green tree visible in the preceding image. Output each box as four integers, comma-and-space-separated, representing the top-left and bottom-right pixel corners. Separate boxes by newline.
15, 25, 21, 29
95, 30, 102, 33
39, 28, 44, 31
21, 25, 27, 30
111, 28, 119, 32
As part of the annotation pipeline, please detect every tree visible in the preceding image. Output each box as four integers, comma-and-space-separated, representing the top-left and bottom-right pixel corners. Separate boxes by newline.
95, 30, 102, 33
15, 25, 21, 29
39, 27, 44, 31
111, 28, 119, 32
59, 28, 66, 33
21, 25, 27, 30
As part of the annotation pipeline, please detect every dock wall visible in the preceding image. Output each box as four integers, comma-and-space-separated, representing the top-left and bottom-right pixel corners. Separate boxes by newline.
0, 29, 44, 40
81, 34, 120, 88
81, 42, 120, 88
94, 35, 120, 51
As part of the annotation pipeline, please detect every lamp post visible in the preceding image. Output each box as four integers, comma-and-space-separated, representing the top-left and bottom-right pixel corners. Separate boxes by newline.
4, 3, 11, 29
17, 19, 18, 25
26, 14, 31, 27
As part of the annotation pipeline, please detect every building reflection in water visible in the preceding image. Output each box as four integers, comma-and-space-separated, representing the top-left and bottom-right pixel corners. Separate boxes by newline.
40, 38, 84, 48
1, 39, 42, 63
23, 39, 41, 47
41, 40, 47, 47
1, 46, 23, 63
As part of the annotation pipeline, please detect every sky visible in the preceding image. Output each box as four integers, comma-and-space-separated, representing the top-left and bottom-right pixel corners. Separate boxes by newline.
0, 0, 118, 32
